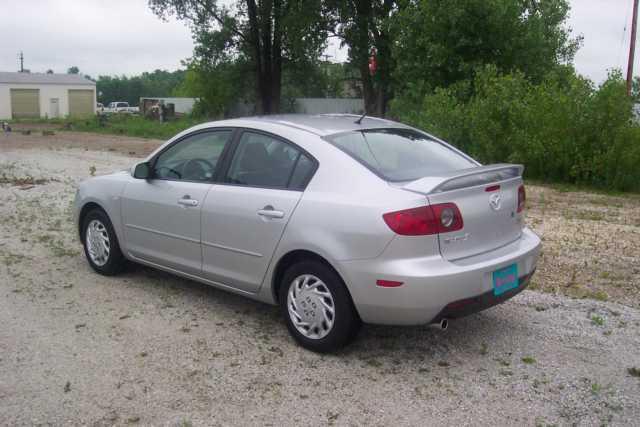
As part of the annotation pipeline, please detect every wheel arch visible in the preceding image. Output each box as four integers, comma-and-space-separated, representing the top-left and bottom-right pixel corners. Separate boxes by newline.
78, 201, 107, 239
271, 249, 360, 319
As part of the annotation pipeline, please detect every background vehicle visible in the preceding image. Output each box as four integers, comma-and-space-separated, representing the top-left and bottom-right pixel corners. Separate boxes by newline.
103, 101, 139, 114
74, 114, 540, 352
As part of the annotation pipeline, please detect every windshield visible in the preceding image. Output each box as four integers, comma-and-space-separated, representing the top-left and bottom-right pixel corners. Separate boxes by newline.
327, 129, 476, 182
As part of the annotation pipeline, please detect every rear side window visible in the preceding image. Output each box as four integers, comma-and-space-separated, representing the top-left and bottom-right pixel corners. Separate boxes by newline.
328, 129, 475, 182
226, 131, 315, 190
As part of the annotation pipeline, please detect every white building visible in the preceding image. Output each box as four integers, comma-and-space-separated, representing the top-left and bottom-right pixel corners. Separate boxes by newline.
0, 72, 96, 120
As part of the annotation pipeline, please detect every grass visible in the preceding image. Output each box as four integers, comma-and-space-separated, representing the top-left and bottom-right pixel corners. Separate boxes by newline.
522, 356, 536, 364
14, 115, 207, 140
591, 315, 605, 326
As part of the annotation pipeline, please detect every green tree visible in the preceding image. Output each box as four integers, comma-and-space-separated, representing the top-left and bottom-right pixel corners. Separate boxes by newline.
96, 70, 186, 105
149, 0, 328, 114
67, 66, 80, 74
391, 0, 581, 115
325, 0, 397, 116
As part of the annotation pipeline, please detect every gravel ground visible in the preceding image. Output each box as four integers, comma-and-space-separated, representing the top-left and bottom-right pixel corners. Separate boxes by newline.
1, 132, 639, 426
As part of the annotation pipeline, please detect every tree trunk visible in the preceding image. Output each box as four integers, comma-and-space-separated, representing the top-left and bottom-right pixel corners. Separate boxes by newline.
271, 0, 283, 113
246, 0, 265, 114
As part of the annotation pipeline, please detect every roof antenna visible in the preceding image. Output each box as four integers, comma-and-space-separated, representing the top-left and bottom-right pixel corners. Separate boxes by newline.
354, 111, 366, 124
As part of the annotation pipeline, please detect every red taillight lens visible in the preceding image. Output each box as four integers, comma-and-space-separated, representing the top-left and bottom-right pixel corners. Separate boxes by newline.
517, 185, 526, 213
383, 203, 463, 236
382, 206, 437, 236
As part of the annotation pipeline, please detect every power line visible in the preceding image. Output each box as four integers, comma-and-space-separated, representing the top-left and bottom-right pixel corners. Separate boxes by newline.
618, 0, 633, 70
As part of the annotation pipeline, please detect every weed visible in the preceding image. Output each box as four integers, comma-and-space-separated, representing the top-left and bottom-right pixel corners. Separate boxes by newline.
591, 315, 605, 326
479, 343, 488, 355
628, 367, 640, 378
0, 173, 54, 186
495, 358, 510, 367
522, 356, 536, 364
366, 359, 383, 368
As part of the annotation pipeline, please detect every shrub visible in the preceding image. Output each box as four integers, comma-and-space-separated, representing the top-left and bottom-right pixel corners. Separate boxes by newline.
393, 67, 640, 192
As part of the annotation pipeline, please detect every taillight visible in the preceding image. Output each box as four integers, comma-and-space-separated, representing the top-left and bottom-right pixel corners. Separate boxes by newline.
432, 203, 464, 232
517, 185, 526, 213
383, 203, 463, 236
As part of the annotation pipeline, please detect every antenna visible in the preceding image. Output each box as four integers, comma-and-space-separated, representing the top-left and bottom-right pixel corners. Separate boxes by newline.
354, 111, 366, 124
18, 51, 24, 72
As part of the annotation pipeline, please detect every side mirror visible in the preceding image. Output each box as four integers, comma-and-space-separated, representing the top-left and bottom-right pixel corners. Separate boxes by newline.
133, 162, 151, 179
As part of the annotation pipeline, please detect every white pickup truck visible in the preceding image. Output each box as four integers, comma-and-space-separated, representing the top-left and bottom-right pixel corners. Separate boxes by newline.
101, 102, 139, 114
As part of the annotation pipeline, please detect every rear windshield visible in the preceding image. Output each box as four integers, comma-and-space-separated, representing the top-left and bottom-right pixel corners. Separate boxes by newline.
327, 129, 476, 182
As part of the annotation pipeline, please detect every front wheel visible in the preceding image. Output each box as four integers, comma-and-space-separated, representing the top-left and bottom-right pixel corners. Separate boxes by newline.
82, 208, 126, 275
279, 261, 361, 353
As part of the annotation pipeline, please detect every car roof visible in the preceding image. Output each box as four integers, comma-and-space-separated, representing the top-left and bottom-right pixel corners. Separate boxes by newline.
200, 114, 410, 137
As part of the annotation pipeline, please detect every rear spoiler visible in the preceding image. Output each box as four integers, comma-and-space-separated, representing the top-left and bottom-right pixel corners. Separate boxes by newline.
403, 164, 524, 195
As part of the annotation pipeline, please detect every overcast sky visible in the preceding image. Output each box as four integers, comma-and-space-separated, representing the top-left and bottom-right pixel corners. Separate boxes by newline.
0, 0, 636, 84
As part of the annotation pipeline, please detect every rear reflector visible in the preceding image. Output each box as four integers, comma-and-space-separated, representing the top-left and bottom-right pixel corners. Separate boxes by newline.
376, 280, 404, 288
383, 203, 463, 236
485, 184, 501, 192
517, 185, 526, 213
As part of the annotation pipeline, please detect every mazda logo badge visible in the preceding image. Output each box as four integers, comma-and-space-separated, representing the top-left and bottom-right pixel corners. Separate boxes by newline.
489, 193, 502, 211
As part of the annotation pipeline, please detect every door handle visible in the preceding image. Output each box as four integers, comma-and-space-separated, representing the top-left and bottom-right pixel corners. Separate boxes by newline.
257, 205, 285, 219
177, 195, 199, 207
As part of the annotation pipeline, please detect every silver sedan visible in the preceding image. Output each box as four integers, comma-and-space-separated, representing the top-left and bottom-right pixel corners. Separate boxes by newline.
74, 114, 541, 352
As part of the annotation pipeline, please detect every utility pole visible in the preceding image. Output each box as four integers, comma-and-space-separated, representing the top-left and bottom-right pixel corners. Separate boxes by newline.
627, 0, 639, 96
18, 51, 24, 72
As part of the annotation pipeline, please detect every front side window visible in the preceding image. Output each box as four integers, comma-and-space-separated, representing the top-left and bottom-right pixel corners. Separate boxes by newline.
226, 131, 314, 189
153, 130, 232, 182
328, 129, 476, 182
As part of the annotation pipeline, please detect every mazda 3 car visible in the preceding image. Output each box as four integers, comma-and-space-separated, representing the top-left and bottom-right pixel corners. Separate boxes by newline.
74, 114, 541, 352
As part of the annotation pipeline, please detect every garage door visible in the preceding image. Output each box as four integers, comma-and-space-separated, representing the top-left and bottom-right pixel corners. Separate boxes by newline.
10, 89, 40, 119
68, 89, 94, 117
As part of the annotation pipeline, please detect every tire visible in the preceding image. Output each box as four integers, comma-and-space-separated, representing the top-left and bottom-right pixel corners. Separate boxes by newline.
279, 260, 361, 353
81, 208, 126, 276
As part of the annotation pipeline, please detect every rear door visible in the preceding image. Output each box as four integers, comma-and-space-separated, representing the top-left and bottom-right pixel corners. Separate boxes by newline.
121, 129, 234, 275
201, 130, 317, 293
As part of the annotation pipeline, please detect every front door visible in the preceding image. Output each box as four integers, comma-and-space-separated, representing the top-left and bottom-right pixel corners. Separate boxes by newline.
201, 130, 317, 293
49, 98, 59, 118
121, 129, 234, 275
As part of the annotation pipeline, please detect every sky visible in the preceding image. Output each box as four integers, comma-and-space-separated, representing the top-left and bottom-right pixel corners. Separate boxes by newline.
0, 0, 636, 84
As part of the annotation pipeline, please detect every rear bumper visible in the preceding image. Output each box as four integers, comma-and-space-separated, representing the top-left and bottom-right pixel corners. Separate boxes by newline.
337, 227, 541, 325
430, 270, 534, 323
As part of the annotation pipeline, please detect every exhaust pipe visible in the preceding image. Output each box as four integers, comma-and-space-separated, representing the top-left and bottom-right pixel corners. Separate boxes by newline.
429, 318, 449, 331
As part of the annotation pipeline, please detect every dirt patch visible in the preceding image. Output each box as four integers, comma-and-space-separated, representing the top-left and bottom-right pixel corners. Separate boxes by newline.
526, 186, 640, 308
1, 129, 162, 158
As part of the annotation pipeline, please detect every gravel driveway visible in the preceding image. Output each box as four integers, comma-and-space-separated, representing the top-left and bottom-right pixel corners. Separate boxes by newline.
1, 133, 639, 426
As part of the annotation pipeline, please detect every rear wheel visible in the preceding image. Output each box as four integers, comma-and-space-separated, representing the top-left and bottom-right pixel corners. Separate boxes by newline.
279, 260, 360, 353
82, 208, 126, 275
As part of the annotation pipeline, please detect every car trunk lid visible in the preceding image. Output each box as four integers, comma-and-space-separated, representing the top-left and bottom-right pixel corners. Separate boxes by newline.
401, 164, 525, 261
